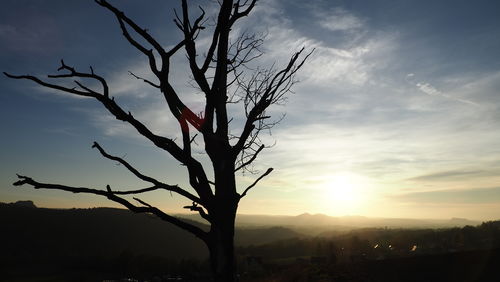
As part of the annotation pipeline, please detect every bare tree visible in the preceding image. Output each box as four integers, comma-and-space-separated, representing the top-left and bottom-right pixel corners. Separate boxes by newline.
4, 0, 310, 281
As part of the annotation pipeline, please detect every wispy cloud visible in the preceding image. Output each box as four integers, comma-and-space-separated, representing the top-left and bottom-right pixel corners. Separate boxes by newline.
3, 0, 500, 219
390, 186, 500, 204
406, 74, 480, 106
317, 8, 364, 32
0, 16, 61, 54
408, 170, 483, 182
74, 1, 500, 200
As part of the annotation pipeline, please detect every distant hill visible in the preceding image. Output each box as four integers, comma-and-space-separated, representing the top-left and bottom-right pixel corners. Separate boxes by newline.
236, 226, 303, 246
0, 202, 207, 260
0, 202, 303, 260
0, 201, 484, 260
178, 212, 481, 232
235, 213, 481, 228
0, 202, 497, 281
6, 200, 37, 208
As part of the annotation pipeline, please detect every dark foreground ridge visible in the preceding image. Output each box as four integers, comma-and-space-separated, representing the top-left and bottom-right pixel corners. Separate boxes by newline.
247, 248, 500, 282
1, 202, 499, 281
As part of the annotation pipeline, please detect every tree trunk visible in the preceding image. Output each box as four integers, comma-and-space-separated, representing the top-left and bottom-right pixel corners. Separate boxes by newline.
208, 213, 237, 282
208, 155, 239, 281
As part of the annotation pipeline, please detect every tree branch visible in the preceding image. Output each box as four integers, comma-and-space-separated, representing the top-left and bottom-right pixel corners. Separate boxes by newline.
183, 201, 211, 223
234, 144, 264, 172
93, 0, 214, 205
179, 0, 212, 96
239, 167, 273, 198
4, 72, 94, 97
5, 66, 182, 161
230, 0, 257, 26
4, 67, 214, 205
91, 141, 203, 205
13, 174, 208, 242
96, 0, 207, 135
128, 71, 160, 88
96, 0, 166, 56
232, 48, 313, 156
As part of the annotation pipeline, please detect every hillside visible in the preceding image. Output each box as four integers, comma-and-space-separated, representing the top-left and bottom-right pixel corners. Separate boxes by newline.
0, 203, 206, 259
0, 202, 301, 281
1, 201, 499, 281
0, 202, 304, 258
178, 211, 480, 232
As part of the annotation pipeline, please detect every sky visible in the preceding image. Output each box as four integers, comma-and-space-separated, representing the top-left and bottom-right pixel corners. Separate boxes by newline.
1, 0, 500, 221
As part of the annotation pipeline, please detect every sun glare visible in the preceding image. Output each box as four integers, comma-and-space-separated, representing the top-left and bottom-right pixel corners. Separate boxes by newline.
323, 172, 371, 215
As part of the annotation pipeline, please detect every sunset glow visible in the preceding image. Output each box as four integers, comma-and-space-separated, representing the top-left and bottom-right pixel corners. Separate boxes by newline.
323, 172, 371, 215
1, 0, 500, 221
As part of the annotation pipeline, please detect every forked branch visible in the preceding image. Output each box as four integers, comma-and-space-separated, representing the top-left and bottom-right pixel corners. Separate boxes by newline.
234, 144, 264, 172
233, 48, 313, 157
230, 0, 258, 25
183, 201, 211, 222
91, 141, 203, 205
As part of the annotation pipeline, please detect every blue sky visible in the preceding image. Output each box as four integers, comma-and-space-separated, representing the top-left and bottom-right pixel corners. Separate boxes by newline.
1, 0, 500, 220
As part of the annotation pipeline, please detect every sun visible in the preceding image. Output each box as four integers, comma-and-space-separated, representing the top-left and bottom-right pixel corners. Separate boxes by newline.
323, 172, 371, 215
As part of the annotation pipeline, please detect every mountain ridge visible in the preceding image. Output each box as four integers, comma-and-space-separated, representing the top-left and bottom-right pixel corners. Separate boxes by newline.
2, 200, 482, 230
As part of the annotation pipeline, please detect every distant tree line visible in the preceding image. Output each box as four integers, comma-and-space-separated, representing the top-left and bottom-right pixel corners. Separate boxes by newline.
237, 221, 500, 263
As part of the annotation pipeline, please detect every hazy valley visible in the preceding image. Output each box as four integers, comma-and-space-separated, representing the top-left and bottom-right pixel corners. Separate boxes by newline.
2, 201, 499, 281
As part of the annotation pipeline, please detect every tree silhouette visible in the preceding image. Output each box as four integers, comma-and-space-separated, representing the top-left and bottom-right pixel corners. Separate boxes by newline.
4, 0, 310, 281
